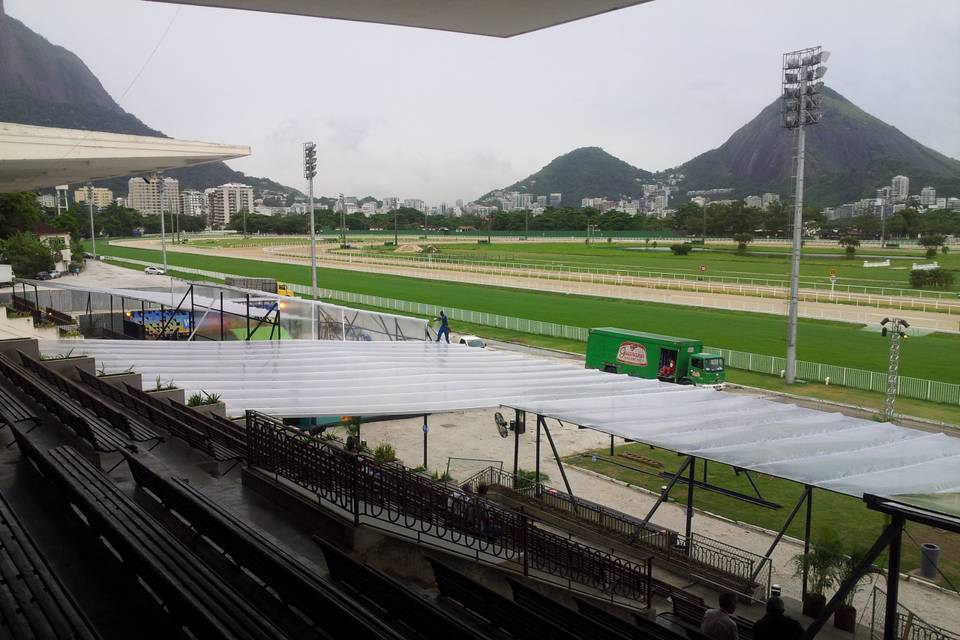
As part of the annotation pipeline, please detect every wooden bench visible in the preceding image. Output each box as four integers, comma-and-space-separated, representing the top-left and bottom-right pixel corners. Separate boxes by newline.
573, 597, 686, 640
0, 491, 101, 639
20, 354, 161, 445
0, 356, 129, 454
506, 578, 633, 640
12, 433, 291, 640
124, 453, 403, 640
0, 377, 35, 427
159, 398, 246, 461
427, 558, 579, 640
315, 537, 489, 640
43, 308, 75, 326
659, 591, 753, 640
121, 383, 243, 463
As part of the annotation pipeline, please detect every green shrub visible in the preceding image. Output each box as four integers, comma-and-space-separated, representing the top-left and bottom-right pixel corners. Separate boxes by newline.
514, 469, 550, 489
909, 268, 954, 289
373, 442, 397, 463
187, 390, 222, 406
431, 469, 453, 483
669, 243, 692, 256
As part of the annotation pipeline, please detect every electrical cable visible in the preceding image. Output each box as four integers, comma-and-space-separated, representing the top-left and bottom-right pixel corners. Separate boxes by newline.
58, 6, 182, 161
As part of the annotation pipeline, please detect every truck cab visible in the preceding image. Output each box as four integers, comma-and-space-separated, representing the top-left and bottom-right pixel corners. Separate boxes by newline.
585, 327, 725, 390
276, 282, 295, 297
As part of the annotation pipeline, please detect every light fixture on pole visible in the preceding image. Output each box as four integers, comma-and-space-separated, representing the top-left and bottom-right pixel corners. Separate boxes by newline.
86, 183, 97, 258
303, 142, 318, 300
880, 317, 909, 420
339, 193, 346, 248
782, 45, 829, 384
154, 173, 168, 273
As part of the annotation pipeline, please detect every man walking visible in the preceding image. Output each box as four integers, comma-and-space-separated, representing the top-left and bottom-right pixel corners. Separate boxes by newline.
435, 311, 450, 343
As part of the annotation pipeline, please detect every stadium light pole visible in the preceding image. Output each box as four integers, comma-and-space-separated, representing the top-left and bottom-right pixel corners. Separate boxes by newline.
782, 46, 829, 384
303, 142, 318, 300
86, 183, 97, 258
154, 172, 168, 273
339, 193, 346, 247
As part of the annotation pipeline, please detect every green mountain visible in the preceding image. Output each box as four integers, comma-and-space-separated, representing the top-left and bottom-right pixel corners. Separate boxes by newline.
673, 86, 960, 206
0, 5, 303, 199
479, 147, 653, 207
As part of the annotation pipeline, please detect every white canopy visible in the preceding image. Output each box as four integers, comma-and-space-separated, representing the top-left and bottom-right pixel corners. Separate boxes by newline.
40, 339, 960, 501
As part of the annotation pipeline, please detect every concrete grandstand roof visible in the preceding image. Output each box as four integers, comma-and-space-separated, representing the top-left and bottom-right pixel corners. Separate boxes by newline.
0, 122, 250, 192
151, 0, 651, 38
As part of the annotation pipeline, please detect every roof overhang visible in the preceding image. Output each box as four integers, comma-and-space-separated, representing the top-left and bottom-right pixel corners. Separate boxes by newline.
150, 0, 651, 38
0, 122, 250, 192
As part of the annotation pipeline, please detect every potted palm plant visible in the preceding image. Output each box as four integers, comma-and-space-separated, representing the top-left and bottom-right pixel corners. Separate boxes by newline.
793, 530, 843, 618
831, 544, 879, 632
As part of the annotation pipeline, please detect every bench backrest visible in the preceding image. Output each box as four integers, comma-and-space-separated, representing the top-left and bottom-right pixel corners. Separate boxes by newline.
507, 578, 629, 640
673, 591, 707, 625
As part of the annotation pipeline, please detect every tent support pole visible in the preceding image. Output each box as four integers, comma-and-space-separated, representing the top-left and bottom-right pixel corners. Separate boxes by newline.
540, 417, 572, 496
535, 415, 541, 497
640, 455, 693, 529
219, 292, 224, 341
610, 435, 614, 456
751, 486, 810, 583
685, 457, 695, 553
422, 415, 428, 468
802, 484, 813, 600
800, 516, 903, 640
513, 409, 521, 483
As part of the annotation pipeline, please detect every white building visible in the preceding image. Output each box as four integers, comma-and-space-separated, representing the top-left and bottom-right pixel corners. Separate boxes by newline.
744, 195, 762, 208
37, 193, 56, 208
74, 187, 113, 209
361, 201, 378, 216
381, 197, 399, 212
920, 186, 937, 206
549, 193, 562, 207
207, 183, 254, 228
761, 192, 780, 208
403, 198, 425, 212
180, 189, 207, 217
891, 175, 909, 202
947, 197, 960, 211
127, 176, 180, 216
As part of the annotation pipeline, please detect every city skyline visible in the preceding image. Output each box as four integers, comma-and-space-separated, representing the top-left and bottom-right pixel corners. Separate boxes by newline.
6, 0, 959, 202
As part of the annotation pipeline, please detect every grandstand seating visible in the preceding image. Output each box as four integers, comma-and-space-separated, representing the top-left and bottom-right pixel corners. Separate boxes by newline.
0, 354, 131, 453
0, 477, 101, 639
428, 557, 583, 640
13, 433, 293, 640
315, 537, 491, 640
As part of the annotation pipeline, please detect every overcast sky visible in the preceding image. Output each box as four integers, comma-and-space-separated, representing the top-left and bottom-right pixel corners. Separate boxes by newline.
7, 0, 960, 203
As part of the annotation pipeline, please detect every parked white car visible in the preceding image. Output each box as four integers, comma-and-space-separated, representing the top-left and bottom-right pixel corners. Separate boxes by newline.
144, 266, 166, 275
459, 335, 486, 348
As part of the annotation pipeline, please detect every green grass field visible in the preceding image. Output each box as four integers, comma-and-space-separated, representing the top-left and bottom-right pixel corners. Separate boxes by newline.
567, 443, 960, 586
361, 241, 960, 292
92, 242, 960, 385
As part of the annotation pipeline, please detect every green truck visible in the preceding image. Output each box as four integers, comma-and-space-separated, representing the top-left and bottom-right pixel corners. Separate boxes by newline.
585, 327, 726, 389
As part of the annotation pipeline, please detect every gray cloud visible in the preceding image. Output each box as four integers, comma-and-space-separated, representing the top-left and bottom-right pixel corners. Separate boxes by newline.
6, 0, 959, 203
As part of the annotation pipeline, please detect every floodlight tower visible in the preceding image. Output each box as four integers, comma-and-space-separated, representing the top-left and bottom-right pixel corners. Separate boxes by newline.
880, 317, 909, 420
86, 184, 97, 258
782, 46, 829, 384
339, 193, 346, 248
303, 142, 318, 299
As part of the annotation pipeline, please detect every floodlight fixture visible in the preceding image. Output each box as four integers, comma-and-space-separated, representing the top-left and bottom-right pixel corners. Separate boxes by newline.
303, 141, 318, 303
782, 45, 830, 385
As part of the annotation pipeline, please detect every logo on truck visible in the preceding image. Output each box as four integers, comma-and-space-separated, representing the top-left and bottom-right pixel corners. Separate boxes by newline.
616, 342, 648, 366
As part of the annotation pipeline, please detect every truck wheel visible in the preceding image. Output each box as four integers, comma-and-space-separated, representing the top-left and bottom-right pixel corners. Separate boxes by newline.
678, 379, 693, 385
603, 365, 618, 374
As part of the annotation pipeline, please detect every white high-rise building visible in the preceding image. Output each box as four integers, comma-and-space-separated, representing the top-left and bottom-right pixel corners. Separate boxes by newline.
37, 193, 56, 208
549, 193, 562, 207
381, 197, 399, 212
761, 193, 780, 208
891, 175, 909, 202
920, 186, 937, 206
360, 201, 377, 216
127, 177, 179, 216
402, 198, 425, 212
180, 190, 207, 217
74, 187, 113, 209
207, 183, 254, 228
744, 195, 762, 208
